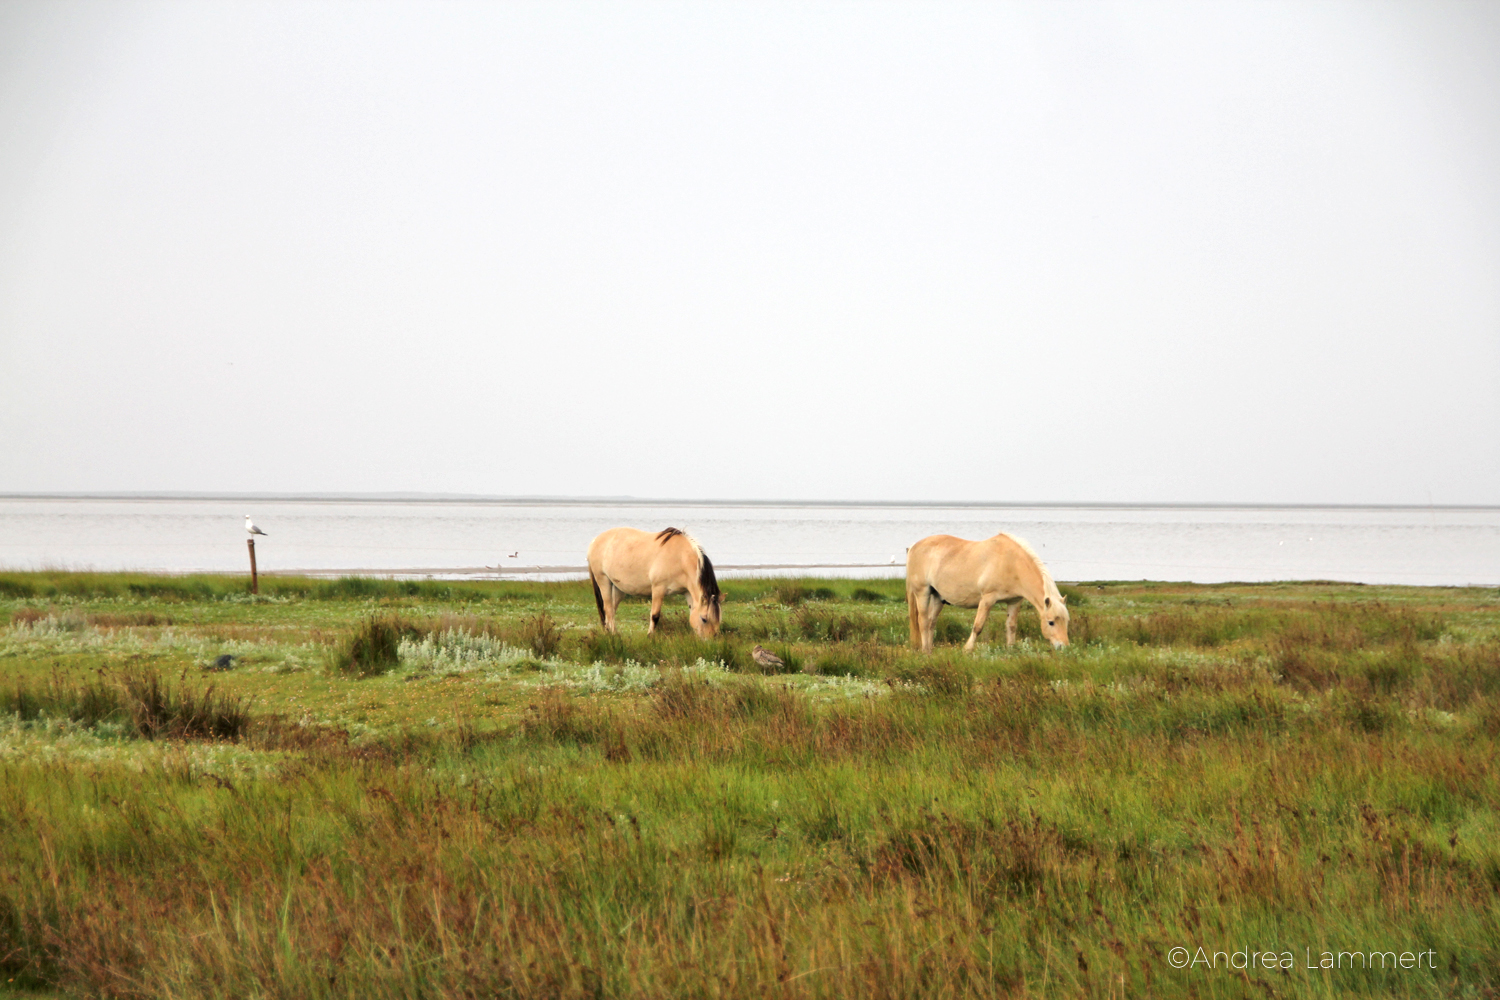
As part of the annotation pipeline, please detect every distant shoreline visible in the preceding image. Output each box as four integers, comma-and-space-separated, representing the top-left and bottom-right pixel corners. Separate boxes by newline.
268, 563, 903, 578
2, 493, 1496, 511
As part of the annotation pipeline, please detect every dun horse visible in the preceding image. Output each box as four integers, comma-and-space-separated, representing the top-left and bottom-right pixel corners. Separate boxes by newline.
587, 527, 723, 638
906, 532, 1069, 652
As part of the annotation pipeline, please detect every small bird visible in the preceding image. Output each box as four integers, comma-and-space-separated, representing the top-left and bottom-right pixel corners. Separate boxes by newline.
245, 515, 268, 536
752, 645, 786, 671
507, 551, 519, 558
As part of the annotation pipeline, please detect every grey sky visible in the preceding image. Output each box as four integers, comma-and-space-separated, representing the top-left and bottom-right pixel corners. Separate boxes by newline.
1, 1, 1496, 504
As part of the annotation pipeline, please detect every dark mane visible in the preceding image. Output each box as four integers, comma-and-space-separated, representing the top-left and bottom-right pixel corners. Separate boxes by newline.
657, 527, 718, 602
698, 550, 721, 601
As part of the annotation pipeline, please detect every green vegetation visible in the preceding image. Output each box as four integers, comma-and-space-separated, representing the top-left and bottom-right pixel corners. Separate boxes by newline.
326, 615, 405, 677
1, 572, 1497, 998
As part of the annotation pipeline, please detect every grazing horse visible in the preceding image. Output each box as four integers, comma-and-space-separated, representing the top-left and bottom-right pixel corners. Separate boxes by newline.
906, 532, 1069, 652
587, 527, 723, 637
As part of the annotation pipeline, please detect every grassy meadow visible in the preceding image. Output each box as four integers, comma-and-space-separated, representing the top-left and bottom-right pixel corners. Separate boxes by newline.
1, 570, 1498, 998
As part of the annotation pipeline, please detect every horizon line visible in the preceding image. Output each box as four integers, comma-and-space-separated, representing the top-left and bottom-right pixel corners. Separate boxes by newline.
2, 491, 1497, 511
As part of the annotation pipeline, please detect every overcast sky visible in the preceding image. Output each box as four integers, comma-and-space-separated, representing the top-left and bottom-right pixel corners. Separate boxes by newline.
1, 1, 1496, 504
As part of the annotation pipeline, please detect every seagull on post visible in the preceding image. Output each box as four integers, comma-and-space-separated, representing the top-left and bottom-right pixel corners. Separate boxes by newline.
245, 516, 268, 537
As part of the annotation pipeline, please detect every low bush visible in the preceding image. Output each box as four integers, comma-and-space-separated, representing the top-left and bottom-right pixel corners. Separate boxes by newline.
327, 616, 404, 677
515, 610, 563, 660
772, 582, 836, 606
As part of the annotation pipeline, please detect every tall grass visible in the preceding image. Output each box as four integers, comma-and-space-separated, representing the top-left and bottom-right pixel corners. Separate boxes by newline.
3, 667, 248, 739
0, 576, 1497, 998
3, 669, 124, 726
120, 669, 251, 739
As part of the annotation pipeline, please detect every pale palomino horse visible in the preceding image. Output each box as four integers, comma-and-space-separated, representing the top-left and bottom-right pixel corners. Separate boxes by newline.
587, 527, 723, 638
906, 532, 1069, 652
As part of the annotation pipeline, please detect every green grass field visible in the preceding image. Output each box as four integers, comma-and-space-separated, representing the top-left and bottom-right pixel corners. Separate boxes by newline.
2, 571, 1497, 998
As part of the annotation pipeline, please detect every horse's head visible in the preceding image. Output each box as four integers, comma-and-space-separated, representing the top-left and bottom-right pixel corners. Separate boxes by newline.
1041, 594, 1069, 648
690, 590, 723, 638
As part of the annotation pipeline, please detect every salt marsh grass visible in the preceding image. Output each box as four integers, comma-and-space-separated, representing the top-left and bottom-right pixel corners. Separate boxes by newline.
0, 574, 1497, 998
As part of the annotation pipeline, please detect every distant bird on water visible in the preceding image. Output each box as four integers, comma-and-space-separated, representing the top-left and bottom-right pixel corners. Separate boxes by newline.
507, 551, 519, 558
245, 516, 268, 537
752, 645, 785, 671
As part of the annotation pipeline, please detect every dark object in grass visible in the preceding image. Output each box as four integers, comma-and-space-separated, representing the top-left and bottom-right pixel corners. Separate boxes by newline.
210, 654, 236, 671
850, 588, 885, 603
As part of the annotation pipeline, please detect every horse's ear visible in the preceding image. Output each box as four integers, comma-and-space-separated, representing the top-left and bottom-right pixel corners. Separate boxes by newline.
718, 592, 730, 603
1059, 594, 1066, 605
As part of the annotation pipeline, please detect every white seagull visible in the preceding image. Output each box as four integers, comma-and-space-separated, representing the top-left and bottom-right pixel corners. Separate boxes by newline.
245, 515, 268, 537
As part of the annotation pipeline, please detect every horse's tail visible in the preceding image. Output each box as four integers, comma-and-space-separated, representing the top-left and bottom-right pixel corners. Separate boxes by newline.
904, 543, 923, 648
589, 570, 606, 627
907, 584, 921, 648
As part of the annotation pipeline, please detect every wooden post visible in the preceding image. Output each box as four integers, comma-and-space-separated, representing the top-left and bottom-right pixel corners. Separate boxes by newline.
247, 538, 259, 594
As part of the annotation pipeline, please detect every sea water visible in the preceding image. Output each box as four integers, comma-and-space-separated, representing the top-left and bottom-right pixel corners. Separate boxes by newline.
0, 497, 1496, 586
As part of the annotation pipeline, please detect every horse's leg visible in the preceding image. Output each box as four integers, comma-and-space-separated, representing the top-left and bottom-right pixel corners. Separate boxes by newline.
603, 580, 623, 634
648, 585, 666, 634
966, 594, 999, 653
1005, 601, 1021, 646
921, 590, 944, 653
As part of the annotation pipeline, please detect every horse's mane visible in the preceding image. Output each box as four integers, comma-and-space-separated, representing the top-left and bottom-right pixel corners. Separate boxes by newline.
998, 532, 1062, 599
658, 527, 719, 601
697, 550, 721, 601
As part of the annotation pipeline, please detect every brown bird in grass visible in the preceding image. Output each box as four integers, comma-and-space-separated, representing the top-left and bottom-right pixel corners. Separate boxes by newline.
752, 645, 785, 671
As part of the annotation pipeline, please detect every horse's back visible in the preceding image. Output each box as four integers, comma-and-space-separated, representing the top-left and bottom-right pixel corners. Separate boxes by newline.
907, 533, 998, 576
588, 526, 648, 560
588, 526, 690, 594
906, 532, 1033, 605
906, 534, 966, 580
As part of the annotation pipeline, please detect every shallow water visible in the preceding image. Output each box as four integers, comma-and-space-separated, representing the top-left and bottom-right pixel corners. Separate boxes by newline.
0, 497, 1496, 586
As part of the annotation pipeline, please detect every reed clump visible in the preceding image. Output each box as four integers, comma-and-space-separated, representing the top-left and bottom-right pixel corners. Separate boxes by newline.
327, 615, 405, 677
514, 610, 564, 660
121, 668, 251, 740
